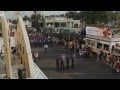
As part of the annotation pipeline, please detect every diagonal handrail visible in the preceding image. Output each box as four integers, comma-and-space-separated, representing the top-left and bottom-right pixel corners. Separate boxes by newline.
32, 62, 48, 79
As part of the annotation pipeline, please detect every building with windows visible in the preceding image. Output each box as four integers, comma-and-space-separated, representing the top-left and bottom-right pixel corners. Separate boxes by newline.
84, 26, 120, 53
45, 17, 80, 30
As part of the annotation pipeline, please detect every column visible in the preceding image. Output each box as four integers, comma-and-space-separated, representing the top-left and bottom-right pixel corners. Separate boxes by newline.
1, 16, 13, 79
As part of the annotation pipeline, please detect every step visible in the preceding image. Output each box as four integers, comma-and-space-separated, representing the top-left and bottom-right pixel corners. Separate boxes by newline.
11, 59, 21, 65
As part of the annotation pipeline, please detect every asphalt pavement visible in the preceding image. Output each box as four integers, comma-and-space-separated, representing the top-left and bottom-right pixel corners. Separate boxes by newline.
32, 46, 120, 79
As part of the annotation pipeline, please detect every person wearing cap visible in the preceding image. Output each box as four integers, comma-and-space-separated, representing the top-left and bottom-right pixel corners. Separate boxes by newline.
44, 44, 48, 54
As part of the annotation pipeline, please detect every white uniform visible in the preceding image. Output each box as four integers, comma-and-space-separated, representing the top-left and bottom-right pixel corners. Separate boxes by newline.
82, 44, 85, 50
44, 45, 48, 49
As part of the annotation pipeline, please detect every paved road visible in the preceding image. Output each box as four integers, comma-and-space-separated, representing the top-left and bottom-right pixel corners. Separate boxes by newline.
32, 46, 120, 79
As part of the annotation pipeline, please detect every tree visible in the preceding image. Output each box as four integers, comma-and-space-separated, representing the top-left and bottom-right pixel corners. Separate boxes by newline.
60, 14, 65, 17
12, 19, 17, 24
65, 11, 78, 19
23, 15, 30, 21
65, 11, 120, 26
31, 11, 42, 32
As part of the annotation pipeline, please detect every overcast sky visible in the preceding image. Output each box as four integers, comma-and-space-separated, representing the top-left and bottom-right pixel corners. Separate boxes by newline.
5, 11, 68, 19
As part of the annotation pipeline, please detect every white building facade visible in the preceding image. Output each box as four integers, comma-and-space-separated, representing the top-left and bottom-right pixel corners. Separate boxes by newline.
45, 17, 81, 30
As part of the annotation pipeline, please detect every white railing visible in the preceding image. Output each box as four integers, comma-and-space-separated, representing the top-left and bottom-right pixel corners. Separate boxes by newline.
32, 62, 48, 79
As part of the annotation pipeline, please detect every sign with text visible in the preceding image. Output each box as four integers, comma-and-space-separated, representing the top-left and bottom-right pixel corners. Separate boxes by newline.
86, 26, 112, 38
86, 26, 104, 37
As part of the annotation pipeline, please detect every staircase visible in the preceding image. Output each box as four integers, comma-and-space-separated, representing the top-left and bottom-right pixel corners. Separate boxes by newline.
11, 47, 23, 79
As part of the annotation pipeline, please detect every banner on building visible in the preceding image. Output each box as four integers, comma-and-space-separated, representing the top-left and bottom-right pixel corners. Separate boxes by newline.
86, 26, 112, 38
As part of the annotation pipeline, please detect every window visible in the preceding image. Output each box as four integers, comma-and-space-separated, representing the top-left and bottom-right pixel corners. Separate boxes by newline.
103, 44, 109, 51
47, 23, 49, 26
74, 24, 78, 28
50, 22, 53, 25
61, 23, 66, 27
55, 22, 59, 27
97, 43, 102, 49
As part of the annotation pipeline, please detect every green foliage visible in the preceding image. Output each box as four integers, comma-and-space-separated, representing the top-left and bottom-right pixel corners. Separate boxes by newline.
65, 11, 120, 25
31, 12, 42, 32
30, 11, 46, 32
23, 15, 30, 21
12, 19, 17, 24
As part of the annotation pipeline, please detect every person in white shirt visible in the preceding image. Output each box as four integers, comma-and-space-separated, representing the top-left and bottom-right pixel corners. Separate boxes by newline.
61, 54, 66, 70
81, 44, 85, 51
44, 44, 48, 54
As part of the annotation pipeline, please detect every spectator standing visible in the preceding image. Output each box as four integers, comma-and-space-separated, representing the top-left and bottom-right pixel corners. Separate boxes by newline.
44, 44, 48, 54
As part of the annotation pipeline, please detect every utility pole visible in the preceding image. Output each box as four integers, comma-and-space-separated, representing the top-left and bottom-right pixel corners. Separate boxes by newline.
42, 11, 46, 27
34, 11, 39, 33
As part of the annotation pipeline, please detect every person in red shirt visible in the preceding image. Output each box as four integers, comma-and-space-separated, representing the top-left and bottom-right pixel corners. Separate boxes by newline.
33, 51, 39, 62
115, 59, 120, 72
